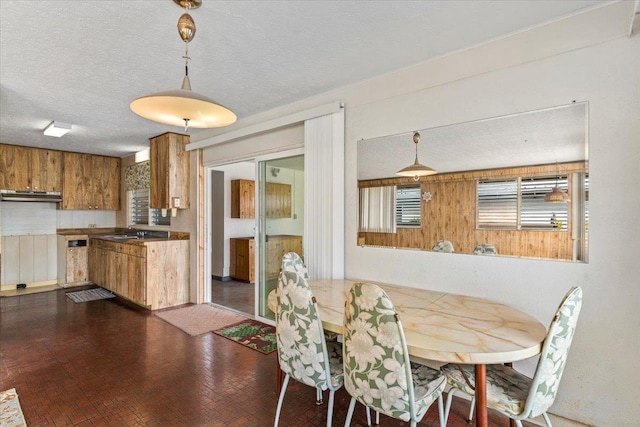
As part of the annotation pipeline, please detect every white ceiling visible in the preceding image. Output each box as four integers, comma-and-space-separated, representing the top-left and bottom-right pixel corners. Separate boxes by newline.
0, 0, 604, 158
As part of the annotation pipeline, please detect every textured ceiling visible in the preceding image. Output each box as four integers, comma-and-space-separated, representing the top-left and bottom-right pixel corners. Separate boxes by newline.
0, 0, 603, 157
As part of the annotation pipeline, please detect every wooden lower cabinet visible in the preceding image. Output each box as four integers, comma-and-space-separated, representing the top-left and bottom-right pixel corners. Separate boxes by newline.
88, 238, 187, 310
57, 235, 89, 287
266, 235, 303, 279
230, 237, 255, 283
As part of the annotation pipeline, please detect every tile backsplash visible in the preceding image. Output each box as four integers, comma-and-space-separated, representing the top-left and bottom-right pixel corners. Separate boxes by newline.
0, 202, 116, 236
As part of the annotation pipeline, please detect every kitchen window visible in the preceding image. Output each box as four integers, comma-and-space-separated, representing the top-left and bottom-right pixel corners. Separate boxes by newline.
129, 189, 170, 226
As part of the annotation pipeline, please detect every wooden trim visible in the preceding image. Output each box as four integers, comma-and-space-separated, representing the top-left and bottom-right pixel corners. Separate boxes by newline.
197, 149, 205, 304
358, 162, 587, 187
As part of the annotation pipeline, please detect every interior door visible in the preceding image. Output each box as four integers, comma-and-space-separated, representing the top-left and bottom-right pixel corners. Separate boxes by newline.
256, 154, 304, 321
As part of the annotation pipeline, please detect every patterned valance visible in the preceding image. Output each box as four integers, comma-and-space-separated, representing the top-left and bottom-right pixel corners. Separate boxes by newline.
125, 161, 150, 191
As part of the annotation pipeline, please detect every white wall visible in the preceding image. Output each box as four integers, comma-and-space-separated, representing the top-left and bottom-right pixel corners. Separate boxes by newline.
193, 3, 639, 425
341, 27, 638, 427
0, 203, 116, 236
214, 162, 255, 277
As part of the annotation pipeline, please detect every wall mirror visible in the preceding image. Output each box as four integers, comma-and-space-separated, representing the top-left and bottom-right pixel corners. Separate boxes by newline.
357, 102, 589, 262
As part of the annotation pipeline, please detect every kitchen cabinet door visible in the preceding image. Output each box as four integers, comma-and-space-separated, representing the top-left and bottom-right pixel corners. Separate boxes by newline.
29, 148, 63, 192
126, 255, 147, 306
150, 132, 190, 209
230, 238, 255, 282
62, 152, 120, 210
0, 144, 63, 192
0, 144, 32, 191
66, 246, 88, 284
92, 155, 120, 210
266, 182, 292, 218
231, 180, 255, 218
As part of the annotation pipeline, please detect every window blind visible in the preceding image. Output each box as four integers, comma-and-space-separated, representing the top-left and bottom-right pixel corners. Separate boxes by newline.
477, 176, 569, 230
477, 179, 518, 229
521, 177, 568, 230
396, 185, 421, 228
359, 186, 396, 233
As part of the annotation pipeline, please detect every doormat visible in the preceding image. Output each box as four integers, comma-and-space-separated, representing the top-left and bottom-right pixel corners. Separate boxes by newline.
0, 388, 27, 427
213, 319, 277, 354
155, 304, 247, 336
66, 288, 115, 303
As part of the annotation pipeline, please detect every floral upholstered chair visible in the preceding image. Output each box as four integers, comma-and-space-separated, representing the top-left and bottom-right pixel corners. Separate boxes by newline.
343, 282, 446, 427
274, 253, 343, 427
441, 286, 583, 427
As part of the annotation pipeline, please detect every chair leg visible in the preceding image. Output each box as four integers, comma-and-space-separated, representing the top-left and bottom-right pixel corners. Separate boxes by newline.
344, 397, 357, 427
437, 394, 445, 427
317, 387, 323, 405
542, 413, 552, 427
467, 397, 476, 424
444, 390, 454, 425
444, 389, 474, 425
274, 373, 290, 427
364, 407, 379, 426
514, 420, 524, 427
326, 389, 335, 427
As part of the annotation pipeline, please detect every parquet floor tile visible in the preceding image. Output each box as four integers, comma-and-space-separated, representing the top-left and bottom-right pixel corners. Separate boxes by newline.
1, 286, 528, 426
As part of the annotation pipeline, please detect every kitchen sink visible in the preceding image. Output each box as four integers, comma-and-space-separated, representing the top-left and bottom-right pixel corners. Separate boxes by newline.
100, 235, 139, 240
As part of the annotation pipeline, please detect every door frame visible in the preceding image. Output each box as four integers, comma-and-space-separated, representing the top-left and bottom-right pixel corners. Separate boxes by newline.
253, 148, 304, 324
202, 147, 304, 320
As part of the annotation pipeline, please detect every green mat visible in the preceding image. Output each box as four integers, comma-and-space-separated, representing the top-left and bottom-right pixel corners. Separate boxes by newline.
213, 319, 277, 354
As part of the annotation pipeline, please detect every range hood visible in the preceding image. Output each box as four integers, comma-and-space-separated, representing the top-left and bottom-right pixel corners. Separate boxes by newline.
0, 189, 63, 203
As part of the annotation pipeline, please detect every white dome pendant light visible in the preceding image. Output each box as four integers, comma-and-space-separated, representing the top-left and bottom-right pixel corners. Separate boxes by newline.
130, 0, 236, 131
396, 132, 437, 181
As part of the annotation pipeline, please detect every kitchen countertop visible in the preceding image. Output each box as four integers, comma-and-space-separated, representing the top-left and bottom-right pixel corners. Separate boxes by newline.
57, 228, 189, 243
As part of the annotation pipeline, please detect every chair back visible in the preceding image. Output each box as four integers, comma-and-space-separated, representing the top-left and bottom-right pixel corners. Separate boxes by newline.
275, 255, 332, 391
281, 251, 308, 278
522, 286, 583, 418
343, 282, 416, 422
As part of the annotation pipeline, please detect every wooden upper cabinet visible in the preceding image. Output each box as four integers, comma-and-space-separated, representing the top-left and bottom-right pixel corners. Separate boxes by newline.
0, 144, 62, 191
230, 179, 291, 219
93, 155, 120, 210
266, 182, 292, 218
150, 132, 190, 209
62, 152, 120, 210
231, 179, 255, 218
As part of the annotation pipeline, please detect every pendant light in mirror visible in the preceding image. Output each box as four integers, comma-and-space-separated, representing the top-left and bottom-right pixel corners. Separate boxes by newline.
396, 132, 437, 181
130, 0, 236, 131
544, 163, 571, 203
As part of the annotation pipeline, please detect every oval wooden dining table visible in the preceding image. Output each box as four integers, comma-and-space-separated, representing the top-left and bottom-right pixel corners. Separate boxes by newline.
268, 278, 547, 427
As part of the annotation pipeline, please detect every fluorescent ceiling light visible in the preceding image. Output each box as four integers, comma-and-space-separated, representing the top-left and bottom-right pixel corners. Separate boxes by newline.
44, 121, 72, 137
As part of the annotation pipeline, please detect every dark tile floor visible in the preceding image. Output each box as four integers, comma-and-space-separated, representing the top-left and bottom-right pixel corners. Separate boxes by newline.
211, 278, 254, 316
1, 287, 522, 426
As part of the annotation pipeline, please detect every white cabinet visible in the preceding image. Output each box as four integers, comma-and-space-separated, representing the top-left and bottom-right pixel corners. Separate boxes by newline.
1, 235, 57, 287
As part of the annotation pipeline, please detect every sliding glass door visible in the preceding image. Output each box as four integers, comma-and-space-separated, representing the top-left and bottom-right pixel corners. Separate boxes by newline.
256, 153, 304, 321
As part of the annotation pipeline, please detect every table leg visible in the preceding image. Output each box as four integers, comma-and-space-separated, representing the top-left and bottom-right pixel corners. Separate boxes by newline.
475, 364, 488, 427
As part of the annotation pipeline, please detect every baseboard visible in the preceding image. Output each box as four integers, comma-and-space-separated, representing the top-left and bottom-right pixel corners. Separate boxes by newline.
212, 275, 232, 282
1, 279, 58, 292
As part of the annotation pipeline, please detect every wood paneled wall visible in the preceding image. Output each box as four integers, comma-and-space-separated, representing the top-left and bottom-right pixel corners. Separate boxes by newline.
358, 162, 587, 260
